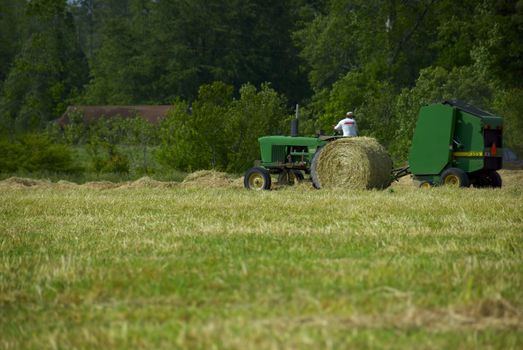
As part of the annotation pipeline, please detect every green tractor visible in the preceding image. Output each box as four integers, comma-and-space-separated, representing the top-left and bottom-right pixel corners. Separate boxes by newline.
243, 134, 331, 190
243, 100, 504, 190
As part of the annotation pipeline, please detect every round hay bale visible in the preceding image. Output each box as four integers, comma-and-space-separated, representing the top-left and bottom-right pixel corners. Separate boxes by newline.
311, 137, 392, 189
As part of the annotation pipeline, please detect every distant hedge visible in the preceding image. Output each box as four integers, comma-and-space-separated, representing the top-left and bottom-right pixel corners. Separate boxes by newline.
0, 134, 79, 173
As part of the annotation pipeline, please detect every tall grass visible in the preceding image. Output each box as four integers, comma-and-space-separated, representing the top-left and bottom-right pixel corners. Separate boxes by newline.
1, 182, 522, 348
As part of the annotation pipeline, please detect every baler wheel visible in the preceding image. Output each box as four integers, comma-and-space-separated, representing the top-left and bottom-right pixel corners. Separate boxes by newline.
244, 167, 271, 190
486, 170, 502, 188
419, 181, 432, 189
278, 170, 304, 186
441, 168, 470, 187
473, 170, 502, 188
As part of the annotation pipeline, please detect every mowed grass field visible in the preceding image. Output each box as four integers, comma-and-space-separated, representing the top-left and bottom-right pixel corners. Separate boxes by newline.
1, 171, 523, 349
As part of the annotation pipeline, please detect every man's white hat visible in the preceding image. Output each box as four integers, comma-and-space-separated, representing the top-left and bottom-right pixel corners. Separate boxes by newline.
346, 111, 354, 117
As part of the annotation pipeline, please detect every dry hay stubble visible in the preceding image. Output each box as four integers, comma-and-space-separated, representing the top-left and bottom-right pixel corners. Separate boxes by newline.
312, 137, 393, 190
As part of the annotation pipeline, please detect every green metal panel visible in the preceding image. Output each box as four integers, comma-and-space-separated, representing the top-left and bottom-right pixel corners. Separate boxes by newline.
409, 101, 504, 177
409, 104, 456, 175
258, 136, 326, 163
451, 111, 484, 173
271, 145, 287, 163
481, 115, 503, 129
453, 158, 484, 172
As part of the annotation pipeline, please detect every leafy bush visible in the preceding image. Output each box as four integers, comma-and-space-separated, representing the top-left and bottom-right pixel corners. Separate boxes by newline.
157, 82, 289, 173
0, 141, 21, 172
86, 139, 129, 174
63, 110, 87, 145
225, 83, 289, 172
104, 147, 130, 174
493, 89, 523, 156
317, 70, 396, 147
121, 116, 158, 173
0, 134, 79, 173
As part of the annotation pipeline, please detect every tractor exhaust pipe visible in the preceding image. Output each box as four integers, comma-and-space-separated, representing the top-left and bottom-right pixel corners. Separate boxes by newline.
291, 104, 299, 137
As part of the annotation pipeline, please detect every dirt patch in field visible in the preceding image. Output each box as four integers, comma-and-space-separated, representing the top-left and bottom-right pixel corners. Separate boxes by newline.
181, 170, 242, 188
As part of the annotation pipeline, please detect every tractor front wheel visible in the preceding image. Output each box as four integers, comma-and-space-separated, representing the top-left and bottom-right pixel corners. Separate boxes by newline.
244, 167, 272, 190
440, 168, 470, 187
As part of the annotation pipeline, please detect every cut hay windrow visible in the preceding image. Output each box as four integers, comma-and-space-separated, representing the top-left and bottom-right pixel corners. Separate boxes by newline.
80, 181, 120, 190
181, 170, 241, 188
311, 137, 393, 189
0, 177, 51, 188
119, 177, 177, 189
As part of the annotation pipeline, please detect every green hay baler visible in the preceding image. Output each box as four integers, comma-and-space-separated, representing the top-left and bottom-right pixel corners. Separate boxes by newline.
408, 100, 503, 188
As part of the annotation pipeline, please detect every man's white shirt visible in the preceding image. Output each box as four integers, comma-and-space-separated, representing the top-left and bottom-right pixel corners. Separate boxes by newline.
334, 117, 358, 137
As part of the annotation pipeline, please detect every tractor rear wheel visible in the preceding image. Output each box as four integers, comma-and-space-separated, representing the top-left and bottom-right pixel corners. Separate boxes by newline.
278, 169, 304, 186
440, 168, 470, 187
244, 167, 271, 190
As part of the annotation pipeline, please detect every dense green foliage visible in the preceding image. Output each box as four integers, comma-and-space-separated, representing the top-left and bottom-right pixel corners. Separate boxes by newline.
298, 0, 523, 158
157, 82, 289, 172
61, 113, 160, 175
0, 0, 88, 135
0, 134, 77, 173
0, 0, 522, 172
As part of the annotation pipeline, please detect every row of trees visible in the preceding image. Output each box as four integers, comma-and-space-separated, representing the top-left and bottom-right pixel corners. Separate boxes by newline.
0, 0, 522, 171
297, 0, 523, 158
0, 0, 87, 134
0, 0, 312, 131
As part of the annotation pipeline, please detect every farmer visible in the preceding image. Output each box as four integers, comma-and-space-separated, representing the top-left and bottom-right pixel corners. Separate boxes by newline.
334, 111, 358, 137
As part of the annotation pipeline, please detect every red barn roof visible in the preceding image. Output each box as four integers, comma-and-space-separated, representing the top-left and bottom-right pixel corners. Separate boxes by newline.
57, 105, 173, 127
